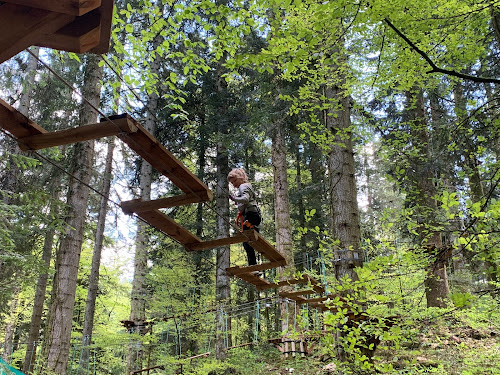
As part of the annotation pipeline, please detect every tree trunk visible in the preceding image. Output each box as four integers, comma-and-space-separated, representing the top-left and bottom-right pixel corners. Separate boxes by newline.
453, 82, 498, 286
215, 141, 231, 360
2, 284, 21, 362
406, 88, 450, 308
127, 83, 158, 375
22, 178, 60, 374
295, 143, 307, 253
271, 119, 295, 333
325, 85, 362, 283
80, 138, 115, 371
213, 53, 232, 359
44, 54, 102, 375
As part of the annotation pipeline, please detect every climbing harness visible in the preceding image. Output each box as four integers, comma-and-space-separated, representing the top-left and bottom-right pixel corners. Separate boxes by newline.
235, 211, 255, 230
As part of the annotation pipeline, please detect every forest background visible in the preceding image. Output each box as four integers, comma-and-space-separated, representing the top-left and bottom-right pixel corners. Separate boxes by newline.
0, 0, 499, 374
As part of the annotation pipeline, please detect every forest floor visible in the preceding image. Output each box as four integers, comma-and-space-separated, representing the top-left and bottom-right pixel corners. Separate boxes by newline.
206, 309, 500, 375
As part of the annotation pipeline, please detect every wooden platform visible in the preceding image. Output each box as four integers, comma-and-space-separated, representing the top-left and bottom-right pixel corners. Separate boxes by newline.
0, 0, 114, 63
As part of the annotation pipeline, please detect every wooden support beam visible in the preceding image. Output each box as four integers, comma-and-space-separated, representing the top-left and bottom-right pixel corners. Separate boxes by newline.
115, 114, 211, 198
121, 192, 213, 215
89, 0, 113, 53
185, 231, 257, 252
0, 3, 75, 63
133, 209, 202, 246
0, 98, 47, 138
38, 8, 102, 53
3, 0, 102, 16
17, 116, 137, 151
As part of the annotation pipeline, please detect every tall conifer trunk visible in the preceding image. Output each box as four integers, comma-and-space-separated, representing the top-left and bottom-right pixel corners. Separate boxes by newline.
325, 84, 362, 283
406, 88, 450, 308
453, 83, 498, 286
214, 60, 231, 360
80, 138, 115, 370
44, 54, 103, 374
23, 175, 60, 373
127, 54, 159, 375
271, 119, 295, 333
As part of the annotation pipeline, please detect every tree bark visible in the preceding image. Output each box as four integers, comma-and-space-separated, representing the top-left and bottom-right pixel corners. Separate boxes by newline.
271, 119, 295, 333
80, 138, 115, 371
127, 77, 158, 375
22, 178, 60, 374
2, 284, 21, 362
44, 54, 102, 375
325, 85, 362, 283
406, 88, 450, 308
453, 82, 498, 286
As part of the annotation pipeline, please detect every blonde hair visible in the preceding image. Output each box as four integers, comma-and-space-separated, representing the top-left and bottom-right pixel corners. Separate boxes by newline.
227, 168, 249, 183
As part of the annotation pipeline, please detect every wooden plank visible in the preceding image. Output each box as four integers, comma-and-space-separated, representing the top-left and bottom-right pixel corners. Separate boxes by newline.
116, 115, 211, 197
280, 290, 317, 299
279, 292, 308, 303
231, 272, 273, 288
17, 116, 137, 151
258, 274, 324, 293
3, 0, 101, 16
133, 209, 202, 246
0, 3, 75, 63
121, 192, 213, 214
249, 232, 286, 263
296, 296, 331, 305
0, 98, 47, 138
185, 231, 258, 252
89, 0, 113, 54
226, 260, 285, 276
37, 8, 102, 53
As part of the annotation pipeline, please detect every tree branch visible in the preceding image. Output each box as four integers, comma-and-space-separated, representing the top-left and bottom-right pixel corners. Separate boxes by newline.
384, 18, 500, 85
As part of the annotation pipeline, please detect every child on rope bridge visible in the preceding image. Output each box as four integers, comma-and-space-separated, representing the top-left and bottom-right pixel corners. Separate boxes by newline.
227, 168, 262, 268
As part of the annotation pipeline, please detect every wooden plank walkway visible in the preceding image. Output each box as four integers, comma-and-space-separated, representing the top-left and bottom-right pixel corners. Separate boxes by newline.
0, 105, 336, 311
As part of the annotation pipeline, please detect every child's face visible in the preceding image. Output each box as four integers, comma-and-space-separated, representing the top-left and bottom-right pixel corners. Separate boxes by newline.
228, 176, 242, 188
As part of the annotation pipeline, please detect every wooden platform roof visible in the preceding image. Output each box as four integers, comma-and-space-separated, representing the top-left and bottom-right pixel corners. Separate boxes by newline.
0, 0, 114, 64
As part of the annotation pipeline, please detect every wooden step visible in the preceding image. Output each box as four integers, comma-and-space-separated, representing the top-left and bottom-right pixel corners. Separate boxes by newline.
17, 115, 136, 151
133, 209, 202, 246
296, 296, 330, 305
258, 274, 324, 293
248, 232, 286, 263
231, 271, 275, 289
226, 260, 286, 276
185, 231, 258, 252
121, 192, 213, 215
0, 99, 47, 138
279, 289, 317, 300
